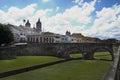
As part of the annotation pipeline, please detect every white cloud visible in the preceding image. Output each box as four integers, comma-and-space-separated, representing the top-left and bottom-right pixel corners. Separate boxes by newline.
42, 0, 50, 3
60, 0, 96, 25
41, 0, 96, 34
73, 0, 84, 6
29, 8, 53, 27
73, 0, 96, 6
84, 4, 120, 39
0, 3, 37, 25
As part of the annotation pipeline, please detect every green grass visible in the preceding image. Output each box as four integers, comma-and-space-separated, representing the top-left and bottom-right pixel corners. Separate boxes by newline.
70, 52, 112, 60
0, 60, 112, 80
94, 52, 112, 60
0, 52, 112, 80
70, 53, 82, 58
0, 56, 63, 73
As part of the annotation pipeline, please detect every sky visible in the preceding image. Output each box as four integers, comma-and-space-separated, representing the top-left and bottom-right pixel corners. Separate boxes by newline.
0, 0, 120, 39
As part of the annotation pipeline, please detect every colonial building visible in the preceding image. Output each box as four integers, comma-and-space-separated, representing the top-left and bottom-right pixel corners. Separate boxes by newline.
65, 31, 85, 43
27, 32, 55, 43
27, 31, 84, 43
27, 32, 71, 43
70, 33, 97, 43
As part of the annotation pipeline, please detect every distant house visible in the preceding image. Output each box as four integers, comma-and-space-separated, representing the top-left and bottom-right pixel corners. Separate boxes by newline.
65, 31, 85, 43
69, 33, 96, 43
54, 35, 71, 43
70, 37, 84, 43
55, 35, 84, 43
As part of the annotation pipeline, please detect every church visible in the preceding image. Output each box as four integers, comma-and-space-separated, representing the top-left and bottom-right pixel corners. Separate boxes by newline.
25, 18, 57, 43
9, 18, 42, 42
25, 18, 42, 33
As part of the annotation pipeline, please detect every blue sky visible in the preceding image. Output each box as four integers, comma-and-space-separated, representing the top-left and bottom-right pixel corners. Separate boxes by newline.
0, 0, 120, 12
0, 0, 120, 39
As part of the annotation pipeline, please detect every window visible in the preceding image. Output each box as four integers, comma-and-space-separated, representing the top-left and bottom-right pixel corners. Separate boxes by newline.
65, 38, 67, 41
62, 38, 64, 40
20, 33, 23, 35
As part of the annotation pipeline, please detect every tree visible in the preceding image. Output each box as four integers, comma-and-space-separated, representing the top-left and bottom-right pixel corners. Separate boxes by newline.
101, 38, 118, 43
0, 23, 14, 45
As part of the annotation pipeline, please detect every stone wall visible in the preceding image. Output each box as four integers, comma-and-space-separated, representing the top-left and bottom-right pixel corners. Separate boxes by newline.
0, 43, 116, 60
0, 43, 58, 58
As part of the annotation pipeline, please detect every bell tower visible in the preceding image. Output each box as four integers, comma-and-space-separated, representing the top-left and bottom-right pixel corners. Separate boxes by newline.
36, 18, 42, 32
25, 20, 31, 27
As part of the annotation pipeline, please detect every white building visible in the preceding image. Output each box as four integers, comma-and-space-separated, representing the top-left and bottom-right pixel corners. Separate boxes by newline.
54, 35, 71, 43
9, 24, 36, 42
70, 37, 84, 43
8, 19, 42, 43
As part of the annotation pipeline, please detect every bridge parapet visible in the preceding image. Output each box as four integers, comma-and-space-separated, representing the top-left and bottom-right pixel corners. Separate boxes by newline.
104, 46, 120, 80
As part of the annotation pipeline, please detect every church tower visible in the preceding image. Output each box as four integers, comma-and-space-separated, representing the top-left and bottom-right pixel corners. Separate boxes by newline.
36, 18, 42, 32
66, 31, 71, 36
25, 20, 31, 27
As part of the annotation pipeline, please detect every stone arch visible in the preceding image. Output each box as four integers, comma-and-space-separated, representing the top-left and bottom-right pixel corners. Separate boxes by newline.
64, 46, 83, 58
56, 46, 67, 58
92, 47, 114, 60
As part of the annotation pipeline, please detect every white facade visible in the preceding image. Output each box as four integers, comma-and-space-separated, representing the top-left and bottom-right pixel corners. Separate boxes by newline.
10, 24, 36, 42
70, 37, 84, 43
27, 32, 55, 43
54, 34, 74, 43
54, 34, 84, 43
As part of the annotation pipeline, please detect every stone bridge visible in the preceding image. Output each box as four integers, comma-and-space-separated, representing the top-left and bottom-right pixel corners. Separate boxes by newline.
0, 43, 119, 60
36, 43, 118, 60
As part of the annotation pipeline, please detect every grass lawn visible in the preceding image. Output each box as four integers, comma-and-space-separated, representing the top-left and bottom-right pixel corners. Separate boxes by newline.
70, 53, 82, 58
0, 52, 112, 80
94, 52, 112, 60
0, 60, 112, 80
70, 52, 112, 60
0, 56, 63, 73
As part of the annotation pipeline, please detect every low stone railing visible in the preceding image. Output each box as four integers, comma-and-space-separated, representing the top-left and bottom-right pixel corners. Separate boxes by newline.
104, 46, 120, 80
